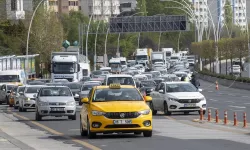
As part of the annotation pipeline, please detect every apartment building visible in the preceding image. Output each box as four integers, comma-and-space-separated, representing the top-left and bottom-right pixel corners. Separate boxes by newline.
217, 0, 247, 30
3, 0, 25, 20
189, 0, 209, 29
80, 0, 120, 22
47, 0, 80, 14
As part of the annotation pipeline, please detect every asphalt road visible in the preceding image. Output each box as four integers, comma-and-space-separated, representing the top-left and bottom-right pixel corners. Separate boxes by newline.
0, 102, 250, 150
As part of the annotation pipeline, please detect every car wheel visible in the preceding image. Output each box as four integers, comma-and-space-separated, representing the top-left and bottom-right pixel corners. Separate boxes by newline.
150, 102, 157, 115
143, 131, 152, 137
36, 111, 42, 121
70, 113, 76, 120
79, 101, 82, 106
23, 108, 27, 112
164, 102, 171, 116
0, 102, 2, 105
198, 110, 206, 115
80, 118, 87, 136
87, 119, 96, 139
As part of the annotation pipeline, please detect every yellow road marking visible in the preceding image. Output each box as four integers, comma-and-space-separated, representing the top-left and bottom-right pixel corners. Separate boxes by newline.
11, 112, 101, 150
164, 116, 249, 134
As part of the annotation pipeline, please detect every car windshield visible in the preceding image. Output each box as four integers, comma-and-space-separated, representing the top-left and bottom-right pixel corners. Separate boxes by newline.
92, 70, 102, 75
175, 73, 187, 77
81, 84, 99, 91
136, 55, 147, 60
166, 83, 197, 92
26, 87, 43, 93
29, 82, 46, 85
154, 79, 163, 85
144, 74, 152, 79
141, 81, 155, 87
92, 88, 143, 102
107, 77, 134, 85
40, 87, 72, 97
0, 75, 20, 82
171, 57, 179, 60
18, 87, 25, 93
64, 83, 81, 90
7, 85, 15, 90
151, 72, 161, 78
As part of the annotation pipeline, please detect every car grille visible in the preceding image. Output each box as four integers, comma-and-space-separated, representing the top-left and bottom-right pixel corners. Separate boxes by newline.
49, 102, 66, 106
105, 124, 140, 128
104, 112, 140, 119
178, 99, 201, 103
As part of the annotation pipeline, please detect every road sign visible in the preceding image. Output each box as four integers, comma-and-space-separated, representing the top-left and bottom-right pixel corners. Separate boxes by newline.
109, 15, 188, 33
62, 40, 70, 49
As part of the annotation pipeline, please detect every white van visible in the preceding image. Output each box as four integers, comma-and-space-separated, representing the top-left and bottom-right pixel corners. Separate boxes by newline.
0, 70, 26, 85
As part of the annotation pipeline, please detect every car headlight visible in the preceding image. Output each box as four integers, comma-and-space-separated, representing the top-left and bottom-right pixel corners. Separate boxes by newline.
38, 101, 48, 106
25, 97, 30, 101
138, 109, 150, 115
67, 101, 76, 106
92, 110, 106, 116
200, 97, 206, 101
169, 98, 178, 102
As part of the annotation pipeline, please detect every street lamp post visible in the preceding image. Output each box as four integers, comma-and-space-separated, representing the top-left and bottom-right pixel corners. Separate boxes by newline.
26, 0, 45, 81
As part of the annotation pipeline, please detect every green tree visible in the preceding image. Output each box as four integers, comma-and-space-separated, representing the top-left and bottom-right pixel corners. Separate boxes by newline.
137, 0, 147, 16
29, 7, 64, 62
224, 0, 233, 28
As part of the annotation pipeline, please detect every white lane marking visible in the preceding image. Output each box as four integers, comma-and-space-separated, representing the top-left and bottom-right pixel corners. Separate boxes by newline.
0, 138, 7, 142
208, 107, 218, 109
242, 96, 250, 98
209, 99, 218, 102
69, 129, 80, 131
224, 101, 235, 103
229, 105, 246, 109
208, 91, 213, 93
229, 109, 245, 112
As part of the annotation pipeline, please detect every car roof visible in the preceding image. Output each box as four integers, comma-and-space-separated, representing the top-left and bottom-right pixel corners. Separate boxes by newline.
95, 85, 135, 89
41, 86, 68, 88
24, 85, 47, 87
164, 81, 191, 84
106, 74, 132, 77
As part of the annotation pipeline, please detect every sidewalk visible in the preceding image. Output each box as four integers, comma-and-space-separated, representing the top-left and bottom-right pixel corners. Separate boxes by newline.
0, 111, 81, 150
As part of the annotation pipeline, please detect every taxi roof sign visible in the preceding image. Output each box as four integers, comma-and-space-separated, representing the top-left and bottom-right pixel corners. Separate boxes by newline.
109, 83, 121, 89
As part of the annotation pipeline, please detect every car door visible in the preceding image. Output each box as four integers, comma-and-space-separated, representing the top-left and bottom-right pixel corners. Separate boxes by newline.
81, 88, 94, 130
151, 83, 162, 110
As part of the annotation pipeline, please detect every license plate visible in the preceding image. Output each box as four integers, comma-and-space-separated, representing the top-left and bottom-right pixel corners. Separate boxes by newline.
184, 104, 196, 107
113, 120, 132, 124
51, 108, 64, 111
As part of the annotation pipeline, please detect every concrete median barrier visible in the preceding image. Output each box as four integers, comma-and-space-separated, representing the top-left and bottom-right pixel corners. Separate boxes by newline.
197, 73, 250, 90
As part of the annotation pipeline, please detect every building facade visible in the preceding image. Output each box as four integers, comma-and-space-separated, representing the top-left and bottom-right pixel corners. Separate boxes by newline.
4, 0, 25, 20
119, 0, 137, 13
189, 0, 209, 29
80, 0, 120, 22
217, 0, 247, 30
47, 0, 80, 14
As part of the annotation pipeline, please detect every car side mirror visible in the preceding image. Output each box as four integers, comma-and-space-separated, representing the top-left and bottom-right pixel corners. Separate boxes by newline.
81, 97, 89, 103
159, 89, 164, 94
198, 89, 203, 92
144, 96, 152, 102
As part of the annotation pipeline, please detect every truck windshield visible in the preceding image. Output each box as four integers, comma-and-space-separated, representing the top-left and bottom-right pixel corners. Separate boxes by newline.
0, 75, 20, 83
52, 63, 76, 74
121, 61, 126, 65
136, 55, 147, 60
166, 52, 171, 56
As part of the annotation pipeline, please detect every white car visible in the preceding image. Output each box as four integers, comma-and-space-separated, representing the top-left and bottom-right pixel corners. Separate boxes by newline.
173, 71, 189, 80
19, 85, 46, 112
35, 86, 76, 121
150, 82, 206, 115
133, 74, 148, 81
134, 64, 145, 73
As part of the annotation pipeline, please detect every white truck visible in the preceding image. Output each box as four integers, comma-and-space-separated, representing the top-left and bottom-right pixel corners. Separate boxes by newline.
135, 48, 149, 65
120, 57, 127, 65
151, 52, 165, 65
162, 48, 174, 60
109, 57, 122, 73
51, 52, 90, 82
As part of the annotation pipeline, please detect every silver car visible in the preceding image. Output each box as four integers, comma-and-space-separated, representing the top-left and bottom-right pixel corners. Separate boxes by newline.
19, 85, 46, 112
35, 86, 76, 121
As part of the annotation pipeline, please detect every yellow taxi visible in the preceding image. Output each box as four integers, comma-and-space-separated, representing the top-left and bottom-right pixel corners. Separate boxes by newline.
79, 84, 153, 139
